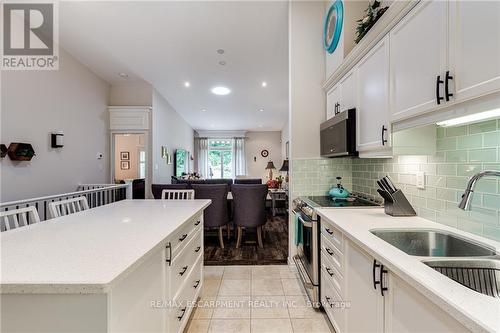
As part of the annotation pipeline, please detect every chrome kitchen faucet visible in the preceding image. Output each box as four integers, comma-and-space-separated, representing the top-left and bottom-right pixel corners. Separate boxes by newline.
458, 170, 500, 210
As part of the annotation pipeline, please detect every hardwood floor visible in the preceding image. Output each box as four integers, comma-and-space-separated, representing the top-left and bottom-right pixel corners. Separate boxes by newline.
204, 214, 288, 266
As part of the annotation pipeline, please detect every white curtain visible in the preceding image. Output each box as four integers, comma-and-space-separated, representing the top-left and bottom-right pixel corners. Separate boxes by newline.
232, 137, 246, 178
196, 138, 209, 179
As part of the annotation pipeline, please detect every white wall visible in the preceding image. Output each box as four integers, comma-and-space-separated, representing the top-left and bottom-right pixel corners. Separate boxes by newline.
245, 131, 283, 181
114, 134, 145, 180
109, 84, 153, 106
151, 89, 194, 184
281, 119, 290, 160
0, 49, 110, 202
289, 1, 326, 159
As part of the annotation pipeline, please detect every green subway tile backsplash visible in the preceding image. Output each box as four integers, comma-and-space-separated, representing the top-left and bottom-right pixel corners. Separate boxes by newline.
291, 119, 500, 242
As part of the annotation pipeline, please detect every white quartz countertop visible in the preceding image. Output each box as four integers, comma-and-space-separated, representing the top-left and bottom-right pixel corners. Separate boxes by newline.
315, 208, 500, 333
0, 199, 211, 294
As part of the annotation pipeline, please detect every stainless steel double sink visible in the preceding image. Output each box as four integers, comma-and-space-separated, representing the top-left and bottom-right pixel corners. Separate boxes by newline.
370, 229, 500, 298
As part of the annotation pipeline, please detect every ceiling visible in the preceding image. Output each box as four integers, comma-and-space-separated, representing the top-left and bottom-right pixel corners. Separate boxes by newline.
59, 1, 289, 131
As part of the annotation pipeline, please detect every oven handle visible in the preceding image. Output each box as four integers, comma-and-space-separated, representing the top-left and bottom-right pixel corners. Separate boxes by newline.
297, 215, 313, 228
293, 254, 314, 289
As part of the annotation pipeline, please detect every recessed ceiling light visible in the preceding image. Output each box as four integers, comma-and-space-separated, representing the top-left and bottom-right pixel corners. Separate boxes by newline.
211, 86, 231, 95
118, 72, 128, 78
217, 49, 225, 54
201, 108, 207, 112
258, 108, 264, 112
261, 81, 267, 87
219, 60, 226, 66
184, 81, 190, 87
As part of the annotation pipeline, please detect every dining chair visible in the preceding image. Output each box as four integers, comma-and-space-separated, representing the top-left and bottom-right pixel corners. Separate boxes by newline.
1, 206, 40, 232
48, 196, 90, 219
231, 184, 268, 248
234, 178, 262, 185
161, 189, 195, 200
152, 184, 189, 199
191, 184, 229, 249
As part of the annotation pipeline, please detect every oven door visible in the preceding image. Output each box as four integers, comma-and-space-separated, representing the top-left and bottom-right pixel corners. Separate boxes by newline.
293, 211, 319, 305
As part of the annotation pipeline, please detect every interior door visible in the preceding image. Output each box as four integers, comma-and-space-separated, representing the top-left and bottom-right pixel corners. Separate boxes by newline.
345, 240, 384, 332
449, 1, 500, 103
389, 0, 448, 121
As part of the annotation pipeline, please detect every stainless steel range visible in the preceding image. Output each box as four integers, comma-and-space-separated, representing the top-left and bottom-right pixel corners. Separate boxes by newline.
292, 194, 381, 307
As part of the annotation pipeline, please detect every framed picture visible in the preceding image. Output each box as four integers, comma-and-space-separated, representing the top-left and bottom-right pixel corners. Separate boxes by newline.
120, 151, 130, 160
120, 161, 130, 170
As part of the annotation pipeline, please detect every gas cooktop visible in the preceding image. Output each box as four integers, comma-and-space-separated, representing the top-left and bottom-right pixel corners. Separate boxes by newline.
306, 195, 381, 208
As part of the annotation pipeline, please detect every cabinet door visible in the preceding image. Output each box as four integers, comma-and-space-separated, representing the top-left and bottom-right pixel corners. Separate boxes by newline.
357, 36, 391, 155
385, 273, 470, 333
345, 240, 384, 332
326, 84, 341, 120
449, 1, 500, 103
389, 1, 447, 121
340, 69, 356, 111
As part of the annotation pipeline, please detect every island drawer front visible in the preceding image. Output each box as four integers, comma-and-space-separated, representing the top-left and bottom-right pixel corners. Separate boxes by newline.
321, 219, 343, 253
321, 233, 344, 275
321, 268, 346, 333
168, 254, 203, 333
169, 229, 202, 296
321, 252, 344, 298
171, 213, 203, 255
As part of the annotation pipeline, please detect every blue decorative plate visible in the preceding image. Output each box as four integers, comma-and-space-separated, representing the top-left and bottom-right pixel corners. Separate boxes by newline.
324, 0, 344, 54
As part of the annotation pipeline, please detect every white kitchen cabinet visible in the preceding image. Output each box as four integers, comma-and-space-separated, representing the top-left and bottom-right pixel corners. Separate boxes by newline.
326, 70, 357, 120
385, 273, 469, 333
326, 83, 341, 120
389, 0, 448, 122
356, 36, 391, 157
448, 1, 500, 103
345, 240, 385, 333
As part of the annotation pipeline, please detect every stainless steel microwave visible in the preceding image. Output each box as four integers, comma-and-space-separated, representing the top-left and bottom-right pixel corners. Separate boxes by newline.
320, 108, 358, 158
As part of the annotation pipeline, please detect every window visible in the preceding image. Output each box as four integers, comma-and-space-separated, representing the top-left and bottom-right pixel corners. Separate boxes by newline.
208, 139, 233, 179
139, 150, 146, 179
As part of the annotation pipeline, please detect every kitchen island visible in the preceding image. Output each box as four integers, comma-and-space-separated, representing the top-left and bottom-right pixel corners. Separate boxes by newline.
1, 199, 211, 333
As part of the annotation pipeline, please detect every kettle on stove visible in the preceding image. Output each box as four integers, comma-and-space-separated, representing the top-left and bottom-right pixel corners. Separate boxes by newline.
329, 177, 350, 199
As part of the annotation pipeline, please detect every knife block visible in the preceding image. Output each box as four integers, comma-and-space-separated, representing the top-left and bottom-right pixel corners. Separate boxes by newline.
377, 189, 416, 217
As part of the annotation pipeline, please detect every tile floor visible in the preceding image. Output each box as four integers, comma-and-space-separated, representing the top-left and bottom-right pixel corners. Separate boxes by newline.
185, 265, 333, 333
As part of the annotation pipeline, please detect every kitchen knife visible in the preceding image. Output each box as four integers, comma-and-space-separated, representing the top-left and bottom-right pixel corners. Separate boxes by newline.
377, 189, 394, 203
384, 176, 398, 192
381, 178, 395, 194
377, 180, 390, 192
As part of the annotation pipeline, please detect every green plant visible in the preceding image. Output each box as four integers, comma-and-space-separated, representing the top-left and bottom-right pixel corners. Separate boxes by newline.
355, 0, 389, 44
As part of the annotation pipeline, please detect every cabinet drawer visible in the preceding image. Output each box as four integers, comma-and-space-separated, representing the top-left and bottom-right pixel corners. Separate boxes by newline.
321, 268, 346, 333
321, 252, 344, 298
169, 229, 202, 299
168, 255, 203, 333
171, 213, 202, 255
321, 234, 344, 275
320, 220, 343, 252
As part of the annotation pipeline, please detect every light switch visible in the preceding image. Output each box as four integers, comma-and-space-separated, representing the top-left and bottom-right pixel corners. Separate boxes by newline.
416, 171, 425, 189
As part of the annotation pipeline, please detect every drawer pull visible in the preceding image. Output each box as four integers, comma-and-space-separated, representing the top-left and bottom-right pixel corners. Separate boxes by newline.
165, 242, 172, 266
324, 296, 333, 308
193, 280, 201, 289
194, 220, 201, 226
179, 234, 188, 242
195, 246, 201, 253
325, 247, 334, 256
177, 307, 187, 321
325, 267, 334, 277
325, 228, 334, 235
179, 266, 189, 276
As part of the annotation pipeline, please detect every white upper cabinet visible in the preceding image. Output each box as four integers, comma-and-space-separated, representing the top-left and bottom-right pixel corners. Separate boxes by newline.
389, 0, 448, 122
326, 83, 341, 120
448, 1, 500, 103
356, 36, 391, 156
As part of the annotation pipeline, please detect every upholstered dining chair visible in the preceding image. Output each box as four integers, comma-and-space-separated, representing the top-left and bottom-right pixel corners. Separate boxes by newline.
231, 184, 268, 248
191, 184, 229, 249
234, 178, 262, 185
